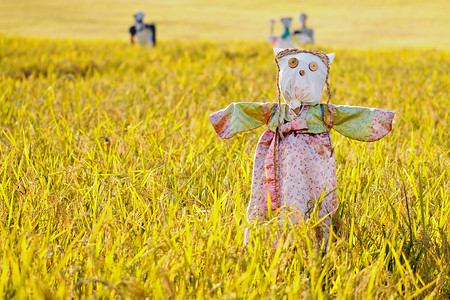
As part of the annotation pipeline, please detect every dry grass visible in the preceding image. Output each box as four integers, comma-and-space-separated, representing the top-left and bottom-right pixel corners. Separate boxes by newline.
0, 36, 449, 298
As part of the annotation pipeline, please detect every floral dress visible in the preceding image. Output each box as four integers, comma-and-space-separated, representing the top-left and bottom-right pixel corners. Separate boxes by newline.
209, 102, 395, 244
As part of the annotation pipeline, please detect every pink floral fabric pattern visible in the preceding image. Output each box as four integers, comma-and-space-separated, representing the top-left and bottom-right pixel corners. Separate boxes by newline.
369, 109, 395, 141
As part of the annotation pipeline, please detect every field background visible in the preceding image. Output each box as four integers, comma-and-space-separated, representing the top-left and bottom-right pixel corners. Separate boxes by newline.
0, 0, 449, 48
0, 0, 450, 299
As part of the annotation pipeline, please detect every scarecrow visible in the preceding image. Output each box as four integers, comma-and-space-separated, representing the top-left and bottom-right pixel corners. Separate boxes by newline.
293, 13, 314, 46
209, 49, 395, 248
268, 17, 297, 49
129, 11, 156, 47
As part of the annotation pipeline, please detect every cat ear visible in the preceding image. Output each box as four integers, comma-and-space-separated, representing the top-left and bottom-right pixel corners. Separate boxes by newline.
327, 53, 335, 65
273, 48, 284, 56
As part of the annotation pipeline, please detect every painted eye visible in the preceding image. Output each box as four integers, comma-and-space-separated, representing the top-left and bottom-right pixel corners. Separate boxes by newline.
288, 57, 298, 68
309, 62, 318, 71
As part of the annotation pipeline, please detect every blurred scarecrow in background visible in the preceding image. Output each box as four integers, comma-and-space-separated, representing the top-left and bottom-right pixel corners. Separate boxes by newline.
293, 13, 314, 46
268, 17, 297, 49
129, 11, 156, 48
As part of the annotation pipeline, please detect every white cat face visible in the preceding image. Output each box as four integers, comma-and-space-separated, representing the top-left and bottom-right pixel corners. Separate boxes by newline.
274, 49, 335, 107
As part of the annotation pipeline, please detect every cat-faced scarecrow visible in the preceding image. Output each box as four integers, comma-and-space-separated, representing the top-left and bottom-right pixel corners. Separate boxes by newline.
209, 48, 395, 248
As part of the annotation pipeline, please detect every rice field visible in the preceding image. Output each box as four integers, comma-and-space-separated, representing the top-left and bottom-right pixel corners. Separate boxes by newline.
0, 35, 449, 298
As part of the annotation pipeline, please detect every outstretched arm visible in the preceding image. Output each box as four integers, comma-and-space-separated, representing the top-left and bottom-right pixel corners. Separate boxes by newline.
209, 102, 277, 139
329, 105, 395, 142
145, 24, 156, 46
129, 26, 137, 45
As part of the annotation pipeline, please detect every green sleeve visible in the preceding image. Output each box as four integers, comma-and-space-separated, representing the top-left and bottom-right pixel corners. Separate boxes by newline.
331, 105, 395, 142
209, 102, 277, 139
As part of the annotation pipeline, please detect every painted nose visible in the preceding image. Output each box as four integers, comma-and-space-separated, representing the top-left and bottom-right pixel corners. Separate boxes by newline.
299, 70, 305, 76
